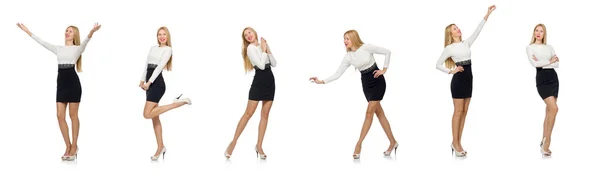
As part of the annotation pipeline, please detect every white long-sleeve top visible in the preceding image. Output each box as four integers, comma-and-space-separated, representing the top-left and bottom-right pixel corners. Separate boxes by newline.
526, 44, 558, 69
323, 44, 391, 84
247, 44, 276, 70
436, 20, 486, 73
141, 46, 172, 83
30, 34, 91, 64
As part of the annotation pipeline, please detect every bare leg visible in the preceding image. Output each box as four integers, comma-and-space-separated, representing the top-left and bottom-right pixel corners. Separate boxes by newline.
143, 101, 187, 119
354, 101, 379, 155
542, 96, 558, 152
68, 103, 80, 156
256, 101, 273, 156
152, 116, 165, 156
56, 102, 71, 157
451, 99, 465, 152
226, 100, 260, 155
374, 102, 397, 151
458, 98, 471, 142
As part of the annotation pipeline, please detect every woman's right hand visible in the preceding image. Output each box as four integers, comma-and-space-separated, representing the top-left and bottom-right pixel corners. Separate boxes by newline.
139, 81, 145, 90
309, 77, 325, 84
449, 66, 464, 74
16, 23, 32, 36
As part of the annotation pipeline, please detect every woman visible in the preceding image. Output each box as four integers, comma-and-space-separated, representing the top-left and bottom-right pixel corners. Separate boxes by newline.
224, 27, 276, 160
140, 26, 192, 161
435, 5, 495, 157
309, 30, 398, 159
526, 24, 559, 157
16, 23, 101, 161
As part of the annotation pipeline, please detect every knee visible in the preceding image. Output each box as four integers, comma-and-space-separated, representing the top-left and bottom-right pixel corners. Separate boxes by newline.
242, 112, 254, 120
56, 114, 66, 120
143, 112, 152, 119
69, 113, 79, 120
453, 109, 465, 116
548, 105, 558, 113
365, 111, 375, 119
260, 112, 270, 120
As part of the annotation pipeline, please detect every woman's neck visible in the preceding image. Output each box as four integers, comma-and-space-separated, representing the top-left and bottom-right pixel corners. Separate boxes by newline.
65, 40, 74, 46
534, 40, 543, 44
452, 37, 461, 43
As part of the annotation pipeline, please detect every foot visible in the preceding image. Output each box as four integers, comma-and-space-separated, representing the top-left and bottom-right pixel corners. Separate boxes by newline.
224, 142, 235, 158
68, 145, 78, 156
541, 138, 552, 156
383, 141, 399, 156
154, 146, 166, 157
255, 146, 267, 159
61, 146, 71, 160
353, 143, 362, 159
173, 94, 192, 105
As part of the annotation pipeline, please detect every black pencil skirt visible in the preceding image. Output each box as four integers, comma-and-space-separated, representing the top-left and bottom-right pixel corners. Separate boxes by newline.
360, 64, 386, 102
450, 62, 473, 99
536, 68, 559, 100
249, 64, 275, 101
56, 64, 82, 103
145, 64, 166, 103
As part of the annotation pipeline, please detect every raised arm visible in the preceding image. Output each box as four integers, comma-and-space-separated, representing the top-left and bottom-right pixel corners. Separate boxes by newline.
77, 23, 101, 54
30, 34, 59, 54
323, 55, 351, 84
526, 46, 551, 68
436, 47, 452, 73
465, 5, 495, 46
247, 45, 271, 70
148, 47, 172, 83
362, 44, 391, 69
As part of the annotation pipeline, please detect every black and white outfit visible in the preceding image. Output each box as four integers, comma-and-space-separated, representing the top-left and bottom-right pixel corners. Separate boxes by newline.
141, 46, 172, 103
247, 44, 277, 101
436, 20, 486, 99
526, 44, 559, 99
30, 34, 91, 103
323, 44, 391, 101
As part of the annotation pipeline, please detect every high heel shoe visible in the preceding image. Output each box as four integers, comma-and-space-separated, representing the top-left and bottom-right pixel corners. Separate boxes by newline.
353, 154, 360, 159
66, 147, 79, 161
540, 137, 551, 157
450, 144, 466, 157
224, 142, 232, 159
383, 142, 399, 156
151, 147, 167, 161
173, 94, 192, 105
255, 146, 267, 160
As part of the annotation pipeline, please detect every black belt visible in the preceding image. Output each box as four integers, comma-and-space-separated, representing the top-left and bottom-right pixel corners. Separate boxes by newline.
360, 63, 378, 74
254, 63, 271, 70
58, 64, 75, 69
455, 60, 471, 66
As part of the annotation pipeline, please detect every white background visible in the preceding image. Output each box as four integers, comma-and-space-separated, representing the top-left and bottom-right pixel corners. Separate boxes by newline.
1, 0, 598, 175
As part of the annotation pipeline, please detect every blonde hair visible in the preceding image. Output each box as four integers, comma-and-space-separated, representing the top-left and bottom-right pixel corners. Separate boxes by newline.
530, 24, 547, 45
241, 27, 257, 73
344, 30, 364, 52
157, 26, 173, 71
443, 24, 462, 69
67, 26, 83, 72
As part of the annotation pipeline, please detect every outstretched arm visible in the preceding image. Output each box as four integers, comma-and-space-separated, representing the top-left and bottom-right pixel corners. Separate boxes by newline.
77, 23, 101, 54
322, 55, 351, 84
465, 5, 495, 46
18, 23, 59, 54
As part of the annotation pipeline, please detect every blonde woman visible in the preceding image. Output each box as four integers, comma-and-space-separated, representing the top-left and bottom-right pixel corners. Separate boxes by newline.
224, 27, 276, 160
16, 23, 101, 161
309, 30, 398, 159
526, 24, 559, 157
435, 5, 496, 157
139, 26, 192, 161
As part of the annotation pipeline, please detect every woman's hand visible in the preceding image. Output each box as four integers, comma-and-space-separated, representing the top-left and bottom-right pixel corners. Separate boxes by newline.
309, 77, 325, 84
88, 23, 101, 38
16, 23, 32, 36
260, 37, 268, 52
373, 68, 387, 78
550, 55, 559, 63
139, 81, 145, 89
449, 66, 464, 74
484, 5, 496, 21
141, 82, 151, 91
532, 55, 539, 61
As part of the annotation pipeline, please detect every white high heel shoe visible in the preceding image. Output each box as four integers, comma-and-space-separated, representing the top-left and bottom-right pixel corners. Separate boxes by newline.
255, 146, 267, 160
173, 94, 192, 105
540, 137, 552, 157
353, 154, 360, 159
224, 142, 232, 159
151, 147, 167, 161
65, 147, 79, 161
383, 142, 399, 156
451, 144, 466, 157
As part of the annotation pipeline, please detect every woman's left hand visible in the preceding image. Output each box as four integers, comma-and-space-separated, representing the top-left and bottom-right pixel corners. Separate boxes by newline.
373, 69, 386, 78
141, 82, 150, 90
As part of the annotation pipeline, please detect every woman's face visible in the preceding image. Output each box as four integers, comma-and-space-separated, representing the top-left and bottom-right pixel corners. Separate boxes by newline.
451, 25, 462, 37
244, 29, 256, 43
65, 27, 75, 41
534, 26, 544, 41
344, 34, 352, 49
157, 29, 168, 45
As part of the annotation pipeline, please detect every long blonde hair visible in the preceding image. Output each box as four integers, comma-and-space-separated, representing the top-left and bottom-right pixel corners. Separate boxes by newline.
344, 30, 364, 52
443, 24, 462, 69
67, 26, 83, 72
156, 26, 173, 71
530, 24, 547, 45
241, 27, 258, 73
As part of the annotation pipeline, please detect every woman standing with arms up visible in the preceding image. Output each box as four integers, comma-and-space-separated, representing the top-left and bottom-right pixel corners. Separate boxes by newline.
435, 5, 495, 157
140, 26, 192, 161
16, 23, 101, 161
526, 24, 559, 157
309, 30, 398, 159
224, 27, 276, 160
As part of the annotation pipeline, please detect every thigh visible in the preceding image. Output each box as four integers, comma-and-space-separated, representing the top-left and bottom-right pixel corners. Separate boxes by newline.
56, 102, 67, 117
261, 101, 274, 116
68, 103, 80, 116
